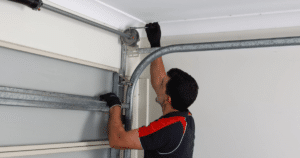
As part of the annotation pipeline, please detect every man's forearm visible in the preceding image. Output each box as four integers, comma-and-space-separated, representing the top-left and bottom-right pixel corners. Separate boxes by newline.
150, 57, 167, 88
108, 106, 125, 146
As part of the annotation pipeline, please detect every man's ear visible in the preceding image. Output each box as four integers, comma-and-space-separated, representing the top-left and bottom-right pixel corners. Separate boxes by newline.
167, 95, 171, 104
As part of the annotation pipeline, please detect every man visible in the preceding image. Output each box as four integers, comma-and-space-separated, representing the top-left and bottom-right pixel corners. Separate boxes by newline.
100, 22, 199, 158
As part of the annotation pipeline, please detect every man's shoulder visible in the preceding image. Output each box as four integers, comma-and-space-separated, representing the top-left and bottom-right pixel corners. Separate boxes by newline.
139, 116, 186, 138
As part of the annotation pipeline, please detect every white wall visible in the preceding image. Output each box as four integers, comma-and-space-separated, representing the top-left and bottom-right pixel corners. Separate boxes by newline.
162, 47, 300, 158
0, 0, 121, 71
137, 28, 300, 158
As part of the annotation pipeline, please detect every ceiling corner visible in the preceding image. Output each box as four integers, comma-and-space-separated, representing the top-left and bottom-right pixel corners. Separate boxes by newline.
45, 0, 145, 31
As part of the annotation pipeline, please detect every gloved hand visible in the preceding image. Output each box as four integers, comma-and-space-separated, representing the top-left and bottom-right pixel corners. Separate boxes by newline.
145, 22, 161, 48
100, 93, 122, 109
9, 0, 43, 10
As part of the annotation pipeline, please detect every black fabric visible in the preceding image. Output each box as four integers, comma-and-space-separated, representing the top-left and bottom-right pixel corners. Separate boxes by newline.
139, 110, 195, 158
145, 22, 161, 48
99, 93, 121, 108
9, 0, 42, 9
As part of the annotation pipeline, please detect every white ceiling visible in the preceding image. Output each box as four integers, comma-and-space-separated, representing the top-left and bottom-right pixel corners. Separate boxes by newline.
47, 0, 300, 37
96, 0, 300, 23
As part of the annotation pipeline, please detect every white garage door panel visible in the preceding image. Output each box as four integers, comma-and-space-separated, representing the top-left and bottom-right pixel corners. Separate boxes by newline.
0, 1, 121, 71
0, 46, 114, 147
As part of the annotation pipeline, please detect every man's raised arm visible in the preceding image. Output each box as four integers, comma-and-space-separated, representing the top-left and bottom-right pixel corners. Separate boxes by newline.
145, 22, 167, 93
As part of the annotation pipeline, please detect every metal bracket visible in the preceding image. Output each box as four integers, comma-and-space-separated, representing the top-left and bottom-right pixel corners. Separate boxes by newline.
126, 45, 140, 58
34, 0, 44, 10
119, 81, 133, 86
118, 74, 133, 87
129, 27, 148, 30
121, 103, 130, 109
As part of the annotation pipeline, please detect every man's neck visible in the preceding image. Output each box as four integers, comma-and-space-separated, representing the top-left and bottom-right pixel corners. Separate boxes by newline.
162, 104, 179, 116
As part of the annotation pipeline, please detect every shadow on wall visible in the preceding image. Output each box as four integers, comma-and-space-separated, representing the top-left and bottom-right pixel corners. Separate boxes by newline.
81, 111, 111, 158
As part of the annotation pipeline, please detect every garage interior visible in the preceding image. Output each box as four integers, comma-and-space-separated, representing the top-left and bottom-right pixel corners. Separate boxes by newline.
1, 0, 300, 158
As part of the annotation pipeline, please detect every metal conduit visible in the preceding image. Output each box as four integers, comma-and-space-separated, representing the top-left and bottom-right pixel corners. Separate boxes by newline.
124, 36, 300, 158
41, 3, 131, 38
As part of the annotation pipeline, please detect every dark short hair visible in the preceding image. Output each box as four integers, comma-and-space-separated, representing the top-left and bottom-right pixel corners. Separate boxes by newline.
166, 68, 199, 112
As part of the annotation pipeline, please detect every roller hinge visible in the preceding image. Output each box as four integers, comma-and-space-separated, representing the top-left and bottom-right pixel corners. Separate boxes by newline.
118, 74, 133, 87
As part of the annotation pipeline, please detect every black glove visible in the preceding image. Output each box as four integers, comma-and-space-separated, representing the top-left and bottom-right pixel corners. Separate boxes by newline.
100, 93, 121, 108
9, 0, 43, 10
145, 22, 161, 48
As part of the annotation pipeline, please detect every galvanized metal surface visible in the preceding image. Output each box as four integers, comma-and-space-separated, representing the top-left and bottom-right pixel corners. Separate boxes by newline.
0, 86, 129, 112
129, 27, 148, 30
110, 148, 118, 158
119, 45, 127, 79
119, 45, 127, 158
120, 150, 124, 158
132, 47, 160, 54
111, 72, 121, 158
124, 148, 130, 158
0, 86, 98, 100
136, 37, 300, 54
113, 72, 120, 97
0, 141, 110, 153
41, 3, 131, 38
0, 142, 111, 158
124, 36, 300, 158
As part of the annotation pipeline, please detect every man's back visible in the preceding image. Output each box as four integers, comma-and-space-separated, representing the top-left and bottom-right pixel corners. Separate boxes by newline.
138, 110, 195, 158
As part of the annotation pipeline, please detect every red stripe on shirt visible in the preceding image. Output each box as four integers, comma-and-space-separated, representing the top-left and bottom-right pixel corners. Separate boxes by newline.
139, 116, 187, 138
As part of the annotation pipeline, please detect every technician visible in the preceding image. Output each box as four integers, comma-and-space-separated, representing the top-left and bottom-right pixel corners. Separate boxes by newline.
100, 22, 199, 158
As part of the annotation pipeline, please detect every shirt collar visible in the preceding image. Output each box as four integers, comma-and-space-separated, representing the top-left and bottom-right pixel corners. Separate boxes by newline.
160, 110, 191, 119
